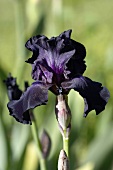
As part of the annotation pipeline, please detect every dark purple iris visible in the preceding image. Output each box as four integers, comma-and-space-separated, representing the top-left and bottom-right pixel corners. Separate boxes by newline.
4, 74, 32, 124
7, 30, 110, 124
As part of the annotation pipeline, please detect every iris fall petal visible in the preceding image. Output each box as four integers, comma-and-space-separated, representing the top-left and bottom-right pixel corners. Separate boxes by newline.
61, 76, 110, 117
7, 82, 51, 124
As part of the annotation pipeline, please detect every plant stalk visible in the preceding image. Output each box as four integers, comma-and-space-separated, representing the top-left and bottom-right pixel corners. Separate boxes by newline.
31, 118, 47, 170
63, 136, 69, 158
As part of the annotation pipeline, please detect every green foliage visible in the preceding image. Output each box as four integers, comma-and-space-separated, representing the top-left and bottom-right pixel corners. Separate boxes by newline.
0, 0, 113, 169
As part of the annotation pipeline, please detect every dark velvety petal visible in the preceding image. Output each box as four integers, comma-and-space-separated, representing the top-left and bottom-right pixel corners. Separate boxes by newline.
46, 35, 76, 74
26, 51, 38, 64
25, 35, 48, 64
66, 40, 86, 77
71, 40, 86, 60
30, 61, 53, 83
26, 32, 76, 81
25, 35, 48, 52
66, 58, 86, 78
59, 30, 86, 77
59, 29, 72, 39
25, 30, 86, 84
7, 82, 52, 124
25, 35, 41, 51
10, 110, 32, 125
54, 49, 75, 74
61, 76, 110, 117
59, 30, 86, 59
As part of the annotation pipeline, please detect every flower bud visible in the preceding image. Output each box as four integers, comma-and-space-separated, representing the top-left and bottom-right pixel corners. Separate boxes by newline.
4, 73, 32, 124
55, 94, 71, 138
4, 73, 22, 100
58, 150, 69, 170
40, 130, 51, 159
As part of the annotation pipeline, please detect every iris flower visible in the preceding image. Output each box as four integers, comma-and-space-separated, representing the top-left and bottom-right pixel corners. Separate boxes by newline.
5, 74, 32, 124
7, 30, 110, 124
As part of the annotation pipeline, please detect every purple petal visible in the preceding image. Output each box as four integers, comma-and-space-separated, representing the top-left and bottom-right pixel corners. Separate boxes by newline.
61, 76, 110, 117
25, 35, 48, 64
25, 30, 86, 83
56, 49, 75, 73
25, 35, 48, 52
66, 40, 86, 77
7, 82, 52, 124
59, 29, 72, 39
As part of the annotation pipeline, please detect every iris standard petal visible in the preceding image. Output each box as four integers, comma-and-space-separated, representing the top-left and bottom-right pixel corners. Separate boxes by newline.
25, 35, 48, 64
66, 40, 86, 77
25, 35, 48, 52
25, 30, 87, 83
54, 49, 75, 74
61, 76, 110, 117
7, 82, 52, 124
59, 29, 72, 39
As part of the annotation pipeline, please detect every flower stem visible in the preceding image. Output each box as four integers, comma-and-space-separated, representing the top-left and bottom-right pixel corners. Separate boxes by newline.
31, 118, 47, 170
63, 136, 69, 158
40, 158, 47, 170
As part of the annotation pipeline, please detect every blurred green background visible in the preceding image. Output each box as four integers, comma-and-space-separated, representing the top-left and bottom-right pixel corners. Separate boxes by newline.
0, 0, 113, 170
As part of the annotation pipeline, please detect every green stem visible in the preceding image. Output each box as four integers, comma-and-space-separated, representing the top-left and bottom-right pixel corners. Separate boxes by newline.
31, 119, 47, 170
31, 121, 42, 158
63, 136, 69, 157
40, 158, 47, 170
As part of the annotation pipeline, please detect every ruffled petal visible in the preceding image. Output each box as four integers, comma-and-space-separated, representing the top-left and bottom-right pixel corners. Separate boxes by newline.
7, 82, 52, 124
25, 35, 48, 64
59, 29, 72, 39
25, 30, 86, 84
25, 35, 48, 52
61, 76, 110, 117
66, 40, 86, 77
